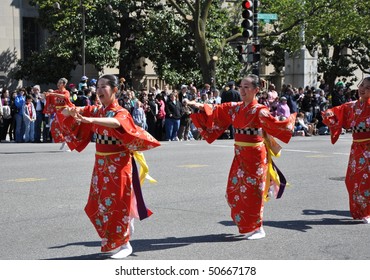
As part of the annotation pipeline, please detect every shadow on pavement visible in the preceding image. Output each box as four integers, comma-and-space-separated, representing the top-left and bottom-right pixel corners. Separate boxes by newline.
44, 233, 243, 260
45, 209, 358, 260
0, 151, 63, 155
219, 209, 358, 233
302, 209, 351, 217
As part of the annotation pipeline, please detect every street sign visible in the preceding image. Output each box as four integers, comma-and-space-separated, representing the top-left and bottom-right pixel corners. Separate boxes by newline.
258, 13, 278, 23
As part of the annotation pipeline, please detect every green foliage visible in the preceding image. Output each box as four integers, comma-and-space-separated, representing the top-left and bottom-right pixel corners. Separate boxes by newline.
12, 0, 370, 90
11, 51, 74, 84
261, 0, 370, 88
137, 1, 243, 88
14, 0, 244, 87
136, 9, 200, 86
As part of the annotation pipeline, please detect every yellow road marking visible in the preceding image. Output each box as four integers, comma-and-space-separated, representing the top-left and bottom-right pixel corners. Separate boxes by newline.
305, 155, 332, 158
6, 178, 47, 183
177, 164, 208, 168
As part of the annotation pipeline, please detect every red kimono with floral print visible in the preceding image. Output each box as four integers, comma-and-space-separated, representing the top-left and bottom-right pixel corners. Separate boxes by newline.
191, 100, 296, 233
43, 89, 74, 142
62, 101, 160, 252
323, 99, 370, 220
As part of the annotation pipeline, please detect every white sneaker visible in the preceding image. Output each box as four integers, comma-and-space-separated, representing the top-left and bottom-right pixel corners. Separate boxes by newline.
362, 216, 370, 224
245, 227, 266, 240
110, 242, 133, 259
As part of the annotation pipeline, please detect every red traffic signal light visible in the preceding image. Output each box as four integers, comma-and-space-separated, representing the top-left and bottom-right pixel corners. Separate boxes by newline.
242, 0, 253, 9
241, 1, 254, 39
247, 44, 261, 63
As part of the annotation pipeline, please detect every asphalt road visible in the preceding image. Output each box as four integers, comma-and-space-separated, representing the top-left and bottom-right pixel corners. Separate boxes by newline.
0, 133, 369, 260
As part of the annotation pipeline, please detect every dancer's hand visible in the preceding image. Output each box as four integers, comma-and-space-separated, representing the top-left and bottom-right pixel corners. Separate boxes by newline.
186, 100, 204, 110
325, 111, 334, 117
74, 113, 93, 124
63, 106, 81, 117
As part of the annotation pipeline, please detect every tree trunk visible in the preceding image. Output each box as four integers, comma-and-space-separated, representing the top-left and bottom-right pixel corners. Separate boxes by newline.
193, 24, 214, 85
119, 12, 132, 79
324, 44, 341, 94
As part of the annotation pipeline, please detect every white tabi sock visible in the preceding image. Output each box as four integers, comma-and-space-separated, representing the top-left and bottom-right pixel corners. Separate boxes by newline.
245, 227, 266, 240
110, 242, 133, 259
362, 216, 370, 224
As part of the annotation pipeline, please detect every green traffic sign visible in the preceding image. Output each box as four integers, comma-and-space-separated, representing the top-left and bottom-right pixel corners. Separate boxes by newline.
257, 13, 278, 23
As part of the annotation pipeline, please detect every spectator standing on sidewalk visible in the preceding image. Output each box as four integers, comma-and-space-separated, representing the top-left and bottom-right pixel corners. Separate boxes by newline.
146, 91, 158, 137
22, 95, 36, 143
221, 81, 241, 139
14, 88, 26, 142
154, 93, 166, 141
32, 85, 45, 143
164, 92, 182, 141
0, 98, 12, 142
178, 98, 193, 141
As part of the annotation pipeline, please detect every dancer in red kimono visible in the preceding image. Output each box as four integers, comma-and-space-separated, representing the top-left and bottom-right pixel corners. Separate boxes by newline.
62, 74, 160, 258
323, 77, 370, 224
189, 74, 296, 239
43, 78, 74, 145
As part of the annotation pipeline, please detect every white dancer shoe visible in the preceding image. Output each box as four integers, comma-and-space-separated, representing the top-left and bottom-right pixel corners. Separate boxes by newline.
110, 242, 133, 259
362, 216, 370, 224
245, 227, 266, 240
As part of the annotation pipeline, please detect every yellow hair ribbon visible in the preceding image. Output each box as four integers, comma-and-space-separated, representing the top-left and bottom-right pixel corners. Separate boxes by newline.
133, 151, 157, 186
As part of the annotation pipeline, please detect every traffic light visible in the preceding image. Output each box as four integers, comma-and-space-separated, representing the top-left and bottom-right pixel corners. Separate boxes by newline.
237, 44, 260, 63
241, 0, 254, 39
237, 44, 248, 63
247, 44, 260, 63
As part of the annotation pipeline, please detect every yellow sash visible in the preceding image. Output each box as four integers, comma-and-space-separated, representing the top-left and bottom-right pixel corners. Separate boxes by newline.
95, 151, 121, 156
353, 138, 370, 143
133, 151, 157, 186
95, 151, 157, 186
235, 139, 281, 202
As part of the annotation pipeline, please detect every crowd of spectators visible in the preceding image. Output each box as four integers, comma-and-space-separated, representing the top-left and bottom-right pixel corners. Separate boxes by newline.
0, 76, 358, 143
0, 76, 98, 143
260, 78, 358, 137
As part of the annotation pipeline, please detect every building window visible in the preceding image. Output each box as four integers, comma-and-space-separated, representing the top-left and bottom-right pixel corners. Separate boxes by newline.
23, 17, 40, 60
